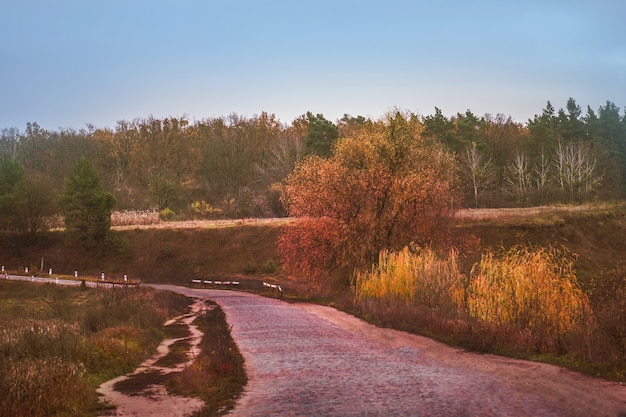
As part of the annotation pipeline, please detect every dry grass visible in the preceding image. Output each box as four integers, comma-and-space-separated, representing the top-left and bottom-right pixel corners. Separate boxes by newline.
111, 210, 160, 227
111, 216, 294, 231
0, 280, 190, 416
455, 201, 626, 227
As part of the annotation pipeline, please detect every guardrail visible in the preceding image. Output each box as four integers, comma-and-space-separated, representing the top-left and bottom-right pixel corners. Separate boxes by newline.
189, 278, 283, 297
3, 272, 140, 289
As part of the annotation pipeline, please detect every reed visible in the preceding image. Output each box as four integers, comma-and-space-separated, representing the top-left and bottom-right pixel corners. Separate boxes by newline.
111, 210, 160, 226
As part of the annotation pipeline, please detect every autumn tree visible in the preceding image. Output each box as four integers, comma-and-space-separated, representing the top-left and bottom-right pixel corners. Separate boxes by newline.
0, 155, 26, 232
134, 117, 200, 210
58, 157, 116, 249
19, 173, 56, 235
280, 112, 457, 285
197, 112, 283, 216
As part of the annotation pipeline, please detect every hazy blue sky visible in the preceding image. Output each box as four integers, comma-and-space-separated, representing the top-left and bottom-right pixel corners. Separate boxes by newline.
1, 0, 625, 130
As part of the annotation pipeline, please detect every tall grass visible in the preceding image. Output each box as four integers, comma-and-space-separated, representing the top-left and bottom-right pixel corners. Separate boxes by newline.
0, 281, 189, 416
0, 357, 92, 417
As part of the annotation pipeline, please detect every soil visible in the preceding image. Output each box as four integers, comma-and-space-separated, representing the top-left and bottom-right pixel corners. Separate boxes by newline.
96, 298, 209, 417
153, 285, 626, 417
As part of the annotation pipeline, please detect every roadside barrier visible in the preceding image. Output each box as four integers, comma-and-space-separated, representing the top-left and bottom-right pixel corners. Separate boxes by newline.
2, 265, 139, 289
189, 278, 283, 297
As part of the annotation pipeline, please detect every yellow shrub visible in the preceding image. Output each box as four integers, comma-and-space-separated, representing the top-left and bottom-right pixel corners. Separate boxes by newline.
190, 200, 222, 217
467, 246, 592, 338
354, 246, 463, 314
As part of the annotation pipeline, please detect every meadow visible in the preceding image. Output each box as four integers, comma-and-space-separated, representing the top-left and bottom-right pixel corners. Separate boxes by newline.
0, 280, 191, 416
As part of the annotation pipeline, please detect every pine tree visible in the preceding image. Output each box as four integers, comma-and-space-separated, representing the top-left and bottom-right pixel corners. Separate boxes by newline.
58, 157, 115, 249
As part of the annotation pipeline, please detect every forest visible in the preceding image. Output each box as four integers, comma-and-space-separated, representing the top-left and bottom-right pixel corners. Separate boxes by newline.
1, 98, 625, 235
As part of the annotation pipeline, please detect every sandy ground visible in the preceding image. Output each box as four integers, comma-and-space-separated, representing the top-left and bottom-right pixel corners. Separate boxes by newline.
152, 285, 626, 417
96, 299, 208, 417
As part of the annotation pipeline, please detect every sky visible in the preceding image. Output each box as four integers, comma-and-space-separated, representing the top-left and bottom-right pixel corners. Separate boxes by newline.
1, 0, 625, 131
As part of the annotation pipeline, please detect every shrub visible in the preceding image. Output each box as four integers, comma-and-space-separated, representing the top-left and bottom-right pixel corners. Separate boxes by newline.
354, 246, 462, 317
159, 207, 176, 220
278, 216, 340, 283
589, 265, 626, 358
262, 258, 279, 274
0, 281, 190, 414
466, 246, 594, 352
189, 200, 223, 218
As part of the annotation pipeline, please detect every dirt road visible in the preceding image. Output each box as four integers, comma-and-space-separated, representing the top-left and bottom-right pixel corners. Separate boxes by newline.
149, 285, 626, 417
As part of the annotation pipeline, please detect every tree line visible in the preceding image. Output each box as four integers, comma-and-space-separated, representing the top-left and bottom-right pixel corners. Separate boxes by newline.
1, 98, 625, 234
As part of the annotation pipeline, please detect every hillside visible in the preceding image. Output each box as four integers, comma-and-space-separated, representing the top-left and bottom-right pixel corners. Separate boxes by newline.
1, 204, 624, 291
455, 203, 626, 288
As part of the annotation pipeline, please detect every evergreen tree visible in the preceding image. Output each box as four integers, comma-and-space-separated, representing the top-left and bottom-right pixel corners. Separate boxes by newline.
58, 157, 115, 249
304, 112, 339, 157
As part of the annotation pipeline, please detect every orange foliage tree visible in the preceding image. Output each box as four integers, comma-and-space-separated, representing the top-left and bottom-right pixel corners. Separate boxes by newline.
279, 112, 458, 284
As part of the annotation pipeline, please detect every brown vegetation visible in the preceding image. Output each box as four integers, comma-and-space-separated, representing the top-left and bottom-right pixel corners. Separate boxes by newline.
0, 280, 189, 417
2, 204, 626, 383
0, 223, 286, 285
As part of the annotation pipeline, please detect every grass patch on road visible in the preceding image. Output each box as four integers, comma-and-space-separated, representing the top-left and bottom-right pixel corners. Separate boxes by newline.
167, 302, 247, 416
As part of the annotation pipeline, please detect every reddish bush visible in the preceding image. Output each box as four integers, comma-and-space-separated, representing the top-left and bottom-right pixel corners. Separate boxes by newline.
280, 114, 458, 285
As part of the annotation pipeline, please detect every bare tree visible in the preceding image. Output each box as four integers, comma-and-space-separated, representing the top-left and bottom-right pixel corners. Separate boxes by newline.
0, 128, 20, 160
532, 147, 551, 203
460, 143, 494, 207
256, 133, 305, 185
504, 151, 532, 203
553, 140, 603, 200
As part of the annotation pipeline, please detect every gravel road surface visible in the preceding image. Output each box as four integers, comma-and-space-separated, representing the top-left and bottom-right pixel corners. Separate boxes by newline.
150, 285, 626, 417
